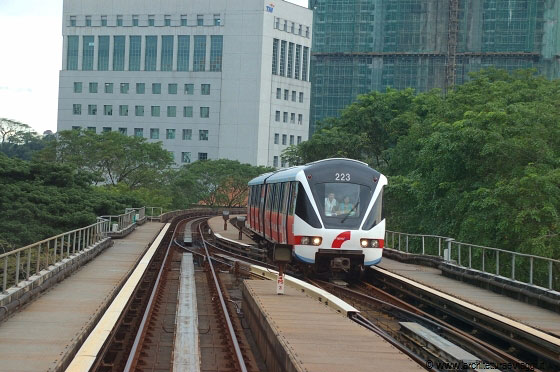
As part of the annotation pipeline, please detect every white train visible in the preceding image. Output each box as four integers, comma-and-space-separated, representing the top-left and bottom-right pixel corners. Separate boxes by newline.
247, 158, 387, 277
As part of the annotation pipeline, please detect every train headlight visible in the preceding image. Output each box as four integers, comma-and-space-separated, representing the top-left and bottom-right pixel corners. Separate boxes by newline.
360, 239, 381, 248
360, 239, 369, 248
370, 239, 379, 248
300, 236, 310, 245
312, 237, 322, 246
296, 236, 322, 246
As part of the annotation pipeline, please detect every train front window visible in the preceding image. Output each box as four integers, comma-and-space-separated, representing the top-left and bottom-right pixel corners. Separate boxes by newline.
314, 183, 371, 229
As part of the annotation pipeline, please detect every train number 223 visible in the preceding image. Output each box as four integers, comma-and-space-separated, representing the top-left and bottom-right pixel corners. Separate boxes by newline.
335, 173, 351, 181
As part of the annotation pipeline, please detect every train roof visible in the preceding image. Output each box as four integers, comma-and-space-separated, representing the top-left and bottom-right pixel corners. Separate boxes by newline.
248, 158, 377, 186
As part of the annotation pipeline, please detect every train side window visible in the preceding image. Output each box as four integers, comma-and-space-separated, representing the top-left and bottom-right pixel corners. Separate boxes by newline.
288, 182, 298, 216
295, 182, 322, 228
265, 184, 272, 211
282, 182, 290, 215
362, 188, 384, 230
248, 186, 253, 207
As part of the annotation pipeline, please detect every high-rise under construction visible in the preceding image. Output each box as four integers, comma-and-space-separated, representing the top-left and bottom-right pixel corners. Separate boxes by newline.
310, 0, 560, 130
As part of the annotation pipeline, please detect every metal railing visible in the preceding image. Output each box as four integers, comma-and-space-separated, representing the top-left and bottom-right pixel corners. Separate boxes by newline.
385, 230, 560, 291
99, 208, 138, 233
146, 207, 163, 221
1, 221, 109, 293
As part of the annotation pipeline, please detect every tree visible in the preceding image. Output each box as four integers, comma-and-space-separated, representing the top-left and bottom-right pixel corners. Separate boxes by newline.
37, 130, 174, 188
172, 159, 273, 207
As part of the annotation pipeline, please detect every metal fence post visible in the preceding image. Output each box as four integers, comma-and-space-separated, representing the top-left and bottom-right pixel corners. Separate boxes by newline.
422, 236, 425, 255
458, 244, 462, 266
398, 234, 401, 251
482, 248, 485, 272
37, 243, 41, 273
26, 249, 31, 280
511, 254, 515, 280
529, 257, 533, 284
2, 258, 7, 292
406, 235, 409, 253
496, 251, 500, 276
15, 251, 20, 286
54, 238, 58, 264
73, 231, 76, 254
549, 261, 553, 290
468, 246, 472, 268
438, 238, 441, 257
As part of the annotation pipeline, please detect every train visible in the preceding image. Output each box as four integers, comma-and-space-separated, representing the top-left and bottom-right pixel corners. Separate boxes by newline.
247, 158, 387, 278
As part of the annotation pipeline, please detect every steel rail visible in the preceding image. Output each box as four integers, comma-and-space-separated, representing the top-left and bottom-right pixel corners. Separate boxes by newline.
199, 223, 248, 372
122, 217, 182, 372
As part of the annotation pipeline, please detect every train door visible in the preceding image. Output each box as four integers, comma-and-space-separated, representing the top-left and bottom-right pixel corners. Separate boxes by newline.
279, 182, 290, 244
286, 182, 298, 245
260, 184, 266, 235
271, 183, 279, 242
264, 183, 272, 239
247, 186, 253, 228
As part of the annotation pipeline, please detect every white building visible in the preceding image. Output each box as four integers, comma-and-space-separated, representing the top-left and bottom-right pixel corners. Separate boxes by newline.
57, 0, 312, 167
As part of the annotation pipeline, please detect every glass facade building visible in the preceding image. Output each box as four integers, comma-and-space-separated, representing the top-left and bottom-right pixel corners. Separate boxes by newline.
310, 0, 560, 131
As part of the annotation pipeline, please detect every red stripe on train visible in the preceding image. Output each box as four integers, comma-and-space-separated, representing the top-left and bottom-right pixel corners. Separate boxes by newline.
332, 231, 351, 248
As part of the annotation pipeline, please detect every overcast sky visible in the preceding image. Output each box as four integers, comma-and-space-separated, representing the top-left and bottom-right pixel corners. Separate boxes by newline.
0, 0, 308, 134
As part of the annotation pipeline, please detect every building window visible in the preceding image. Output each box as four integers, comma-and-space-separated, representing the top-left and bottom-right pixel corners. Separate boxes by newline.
182, 129, 192, 140
134, 128, 143, 137
287, 42, 294, 78
152, 83, 161, 94
97, 36, 109, 70
119, 105, 128, 116
136, 82, 145, 94
166, 129, 175, 139
88, 104, 97, 115
183, 106, 193, 117
113, 36, 125, 71
70, 16, 76, 27
276, 88, 281, 99
292, 91, 296, 101
148, 15, 155, 26
145, 36, 157, 71
291, 22, 295, 33
82, 36, 94, 70
168, 83, 177, 94
151, 106, 160, 117
167, 106, 176, 117
279, 40, 286, 76
104, 83, 113, 93
104, 105, 113, 115
150, 128, 159, 139
197, 15, 203, 26
182, 152, 191, 163
177, 35, 190, 71
120, 83, 129, 94
129, 36, 141, 71
164, 15, 171, 26
272, 39, 279, 75
283, 20, 287, 31
290, 113, 295, 124
273, 156, 278, 167
298, 24, 302, 35
295, 44, 301, 80
199, 130, 208, 141
118, 127, 127, 135
297, 136, 302, 144
184, 84, 194, 95
281, 158, 287, 167
73, 82, 82, 93
67, 36, 79, 70
193, 35, 206, 71
87, 127, 96, 132
302, 46, 309, 81
135, 105, 144, 116
283, 112, 288, 123
161, 35, 174, 71
275, 111, 280, 121
282, 134, 287, 145
275, 18, 280, 29
198, 152, 208, 161
214, 14, 221, 26
181, 15, 187, 26
89, 82, 98, 93
299, 92, 303, 102
305, 26, 309, 38
116, 15, 123, 26
73, 104, 81, 115
200, 107, 209, 118
274, 133, 279, 144
132, 15, 138, 26
298, 114, 303, 125
103, 127, 111, 133
209, 35, 223, 71
290, 135, 294, 145
86, 16, 91, 27
201, 84, 210, 95
71, 126, 81, 130
284, 89, 289, 100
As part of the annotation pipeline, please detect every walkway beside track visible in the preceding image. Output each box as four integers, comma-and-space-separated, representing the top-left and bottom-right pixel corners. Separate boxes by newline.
207, 215, 255, 245
0, 222, 165, 372
377, 258, 560, 337
243, 280, 423, 372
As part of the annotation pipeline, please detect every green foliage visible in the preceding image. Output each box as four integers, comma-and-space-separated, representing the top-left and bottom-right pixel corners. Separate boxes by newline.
0, 118, 52, 160
0, 153, 141, 249
171, 159, 273, 207
288, 68, 559, 259
37, 130, 174, 188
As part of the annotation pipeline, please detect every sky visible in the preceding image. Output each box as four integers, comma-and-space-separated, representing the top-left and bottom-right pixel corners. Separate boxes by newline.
0, 0, 308, 135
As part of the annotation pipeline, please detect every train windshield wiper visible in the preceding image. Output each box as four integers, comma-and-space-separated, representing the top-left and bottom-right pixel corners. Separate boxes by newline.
341, 201, 359, 223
